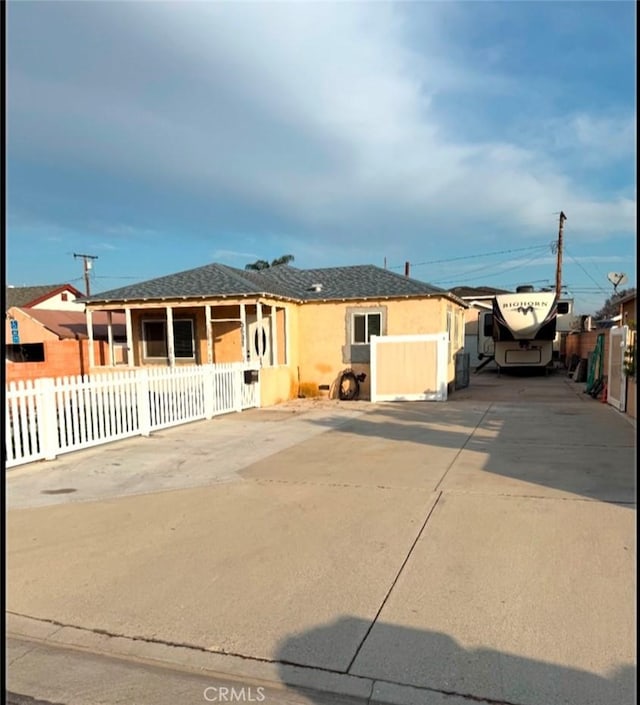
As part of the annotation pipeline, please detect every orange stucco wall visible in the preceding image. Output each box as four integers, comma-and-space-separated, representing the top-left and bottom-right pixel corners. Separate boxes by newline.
5, 307, 113, 382
6, 308, 59, 343
257, 303, 299, 406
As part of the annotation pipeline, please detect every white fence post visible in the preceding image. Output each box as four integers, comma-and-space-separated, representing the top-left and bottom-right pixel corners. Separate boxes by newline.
7, 363, 261, 468
235, 365, 243, 412
35, 377, 58, 460
204, 365, 215, 419
438, 333, 449, 401
255, 368, 261, 409
136, 368, 151, 437
370, 335, 378, 403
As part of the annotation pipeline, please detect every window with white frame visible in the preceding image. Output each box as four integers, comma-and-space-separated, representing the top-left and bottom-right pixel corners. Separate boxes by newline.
142, 319, 195, 359
352, 312, 381, 344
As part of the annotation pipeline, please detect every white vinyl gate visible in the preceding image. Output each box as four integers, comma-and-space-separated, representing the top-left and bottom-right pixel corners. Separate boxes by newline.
370, 334, 448, 402
607, 326, 628, 411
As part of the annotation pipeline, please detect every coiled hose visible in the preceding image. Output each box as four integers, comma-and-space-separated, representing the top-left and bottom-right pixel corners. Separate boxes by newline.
338, 369, 366, 401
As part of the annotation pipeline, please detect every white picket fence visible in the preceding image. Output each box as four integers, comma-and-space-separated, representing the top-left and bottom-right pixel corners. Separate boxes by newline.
5, 363, 260, 468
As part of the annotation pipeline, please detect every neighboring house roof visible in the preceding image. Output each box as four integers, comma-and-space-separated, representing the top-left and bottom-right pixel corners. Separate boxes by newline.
80, 263, 468, 307
12, 308, 126, 341
449, 286, 511, 299
465, 299, 494, 310
5, 284, 84, 310
592, 314, 623, 329
617, 291, 637, 306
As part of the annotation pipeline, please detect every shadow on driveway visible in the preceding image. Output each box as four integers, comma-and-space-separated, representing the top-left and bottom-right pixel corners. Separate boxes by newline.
304, 371, 636, 505
277, 616, 635, 705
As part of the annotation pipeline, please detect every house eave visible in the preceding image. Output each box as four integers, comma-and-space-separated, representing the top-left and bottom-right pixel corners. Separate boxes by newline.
84, 292, 302, 308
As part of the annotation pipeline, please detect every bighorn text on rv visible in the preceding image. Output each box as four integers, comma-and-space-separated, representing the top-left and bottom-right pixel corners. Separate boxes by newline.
477, 285, 573, 370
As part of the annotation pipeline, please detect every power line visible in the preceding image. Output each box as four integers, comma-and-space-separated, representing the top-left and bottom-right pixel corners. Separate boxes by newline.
563, 247, 608, 294
432, 251, 548, 285
387, 244, 549, 270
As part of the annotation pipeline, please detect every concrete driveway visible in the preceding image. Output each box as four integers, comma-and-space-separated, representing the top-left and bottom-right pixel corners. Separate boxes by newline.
6, 370, 636, 705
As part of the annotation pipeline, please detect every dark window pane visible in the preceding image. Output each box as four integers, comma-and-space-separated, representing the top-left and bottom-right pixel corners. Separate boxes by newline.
254, 327, 267, 357
173, 320, 194, 358
483, 314, 493, 337
367, 314, 381, 340
353, 315, 366, 343
6, 343, 45, 363
144, 321, 167, 358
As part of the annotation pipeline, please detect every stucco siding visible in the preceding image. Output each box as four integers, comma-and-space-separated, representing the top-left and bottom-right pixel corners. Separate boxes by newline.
297, 297, 454, 399
32, 292, 84, 311
6, 308, 60, 343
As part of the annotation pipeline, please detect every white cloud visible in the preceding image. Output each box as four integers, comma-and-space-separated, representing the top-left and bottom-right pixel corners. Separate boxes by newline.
211, 249, 259, 261
7, 2, 636, 258
571, 114, 636, 159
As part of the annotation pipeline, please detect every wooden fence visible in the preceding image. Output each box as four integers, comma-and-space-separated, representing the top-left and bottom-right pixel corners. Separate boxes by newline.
5, 363, 260, 468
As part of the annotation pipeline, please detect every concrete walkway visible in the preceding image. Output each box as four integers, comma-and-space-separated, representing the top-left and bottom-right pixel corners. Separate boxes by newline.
6, 371, 636, 705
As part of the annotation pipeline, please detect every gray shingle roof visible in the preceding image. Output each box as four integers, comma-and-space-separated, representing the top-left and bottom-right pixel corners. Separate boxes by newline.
255, 265, 452, 301
81, 263, 466, 306
449, 285, 511, 299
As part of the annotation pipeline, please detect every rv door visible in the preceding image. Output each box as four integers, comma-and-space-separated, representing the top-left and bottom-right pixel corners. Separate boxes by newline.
477, 311, 495, 360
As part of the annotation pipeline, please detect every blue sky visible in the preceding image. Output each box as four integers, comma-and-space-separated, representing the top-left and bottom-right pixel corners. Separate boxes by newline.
6, 1, 636, 315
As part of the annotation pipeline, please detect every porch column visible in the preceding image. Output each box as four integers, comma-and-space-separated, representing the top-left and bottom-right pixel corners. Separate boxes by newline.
166, 306, 175, 367
125, 308, 135, 367
284, 305, 289, 365
240, 303, 247, 363
107, 311, 115, 366
256, 301, 263, 366
270, 305, 278, 366
205, 304, 213, 364
86, 309, 95, 370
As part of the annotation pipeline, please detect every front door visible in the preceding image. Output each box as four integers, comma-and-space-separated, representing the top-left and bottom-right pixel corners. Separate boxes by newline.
245, 314, 271, 365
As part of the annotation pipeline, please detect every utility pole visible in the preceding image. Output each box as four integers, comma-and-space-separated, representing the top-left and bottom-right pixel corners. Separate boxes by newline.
554, 211, 566, 298
404, 261, 410, 277
73, 253, 98, 296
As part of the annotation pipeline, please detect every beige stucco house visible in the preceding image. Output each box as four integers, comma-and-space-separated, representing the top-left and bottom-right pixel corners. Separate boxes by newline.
79, 263, 467, 405
5, 283, 85, 312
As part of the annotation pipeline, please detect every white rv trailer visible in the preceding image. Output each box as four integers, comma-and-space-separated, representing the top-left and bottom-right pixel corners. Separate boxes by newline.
477, 285, 563, 369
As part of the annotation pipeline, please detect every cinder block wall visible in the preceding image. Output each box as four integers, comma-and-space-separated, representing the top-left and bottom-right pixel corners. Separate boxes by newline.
564, 329, 610, 373
6, 340, 109, 383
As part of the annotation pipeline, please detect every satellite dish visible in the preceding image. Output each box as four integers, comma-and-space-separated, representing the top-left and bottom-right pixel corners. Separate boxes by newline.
607, 272, 628, 289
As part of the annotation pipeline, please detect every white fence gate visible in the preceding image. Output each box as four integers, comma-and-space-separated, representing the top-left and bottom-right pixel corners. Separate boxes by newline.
5, 363, 260, 468
370, 334, 448, 402
607, 326, 628, 411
